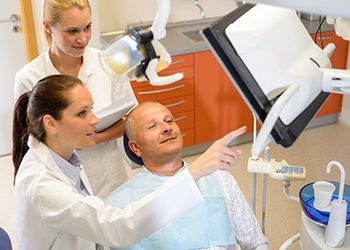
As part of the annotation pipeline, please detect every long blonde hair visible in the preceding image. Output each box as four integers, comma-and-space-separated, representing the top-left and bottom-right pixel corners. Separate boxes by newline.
43, 0, 91, 46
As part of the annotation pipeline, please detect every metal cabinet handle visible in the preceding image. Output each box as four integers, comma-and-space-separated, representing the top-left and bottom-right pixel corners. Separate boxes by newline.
165, 100, 186, 109
174, 115, 186, 122
182, 133, 187, 138
0, 14, 19, 23
171, 59, 185, 66
138, 84, 185, 95
317, 35, 333, 40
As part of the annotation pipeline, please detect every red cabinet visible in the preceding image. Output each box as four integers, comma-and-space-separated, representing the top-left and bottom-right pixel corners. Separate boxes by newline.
194, 51, 254, 144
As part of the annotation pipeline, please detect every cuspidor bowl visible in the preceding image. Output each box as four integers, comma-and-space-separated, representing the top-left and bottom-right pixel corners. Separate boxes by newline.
299, 181, 350, 226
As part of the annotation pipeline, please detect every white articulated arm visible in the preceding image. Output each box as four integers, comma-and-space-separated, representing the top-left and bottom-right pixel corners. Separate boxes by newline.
145, 0, 184, 85
150, 0, 170, 40
245, 0, 350, 19
322, 68, 350, 94
146, 58, 184, 86
251, 83, 300, 159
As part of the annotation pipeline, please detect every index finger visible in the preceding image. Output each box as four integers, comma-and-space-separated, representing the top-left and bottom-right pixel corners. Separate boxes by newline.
218, 126, 247, 146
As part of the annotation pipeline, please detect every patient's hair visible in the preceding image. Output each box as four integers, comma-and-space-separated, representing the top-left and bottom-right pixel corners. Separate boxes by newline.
124, 101, 159, 140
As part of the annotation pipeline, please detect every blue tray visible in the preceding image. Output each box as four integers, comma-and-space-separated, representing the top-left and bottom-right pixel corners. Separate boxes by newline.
299, 181, 350, 225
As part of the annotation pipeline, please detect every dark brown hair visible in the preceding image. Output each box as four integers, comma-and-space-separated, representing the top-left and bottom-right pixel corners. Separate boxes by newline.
12, 74, 84, 182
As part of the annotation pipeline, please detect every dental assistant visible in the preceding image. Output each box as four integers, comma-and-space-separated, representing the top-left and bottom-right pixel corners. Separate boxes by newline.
14, 0, 136, 198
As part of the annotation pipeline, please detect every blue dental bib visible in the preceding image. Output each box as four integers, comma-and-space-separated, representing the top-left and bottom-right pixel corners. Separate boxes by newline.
104, 164, 236, 249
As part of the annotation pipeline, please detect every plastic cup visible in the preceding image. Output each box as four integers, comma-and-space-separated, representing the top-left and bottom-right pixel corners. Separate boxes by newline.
313, 181, 335, 209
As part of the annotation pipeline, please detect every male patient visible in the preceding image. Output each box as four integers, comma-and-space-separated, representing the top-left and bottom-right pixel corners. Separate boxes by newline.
104, 101, 268, 250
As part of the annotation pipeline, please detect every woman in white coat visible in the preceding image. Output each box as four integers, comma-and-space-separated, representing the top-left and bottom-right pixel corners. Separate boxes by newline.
14, 0, 135, 198
12, 74, 247, 249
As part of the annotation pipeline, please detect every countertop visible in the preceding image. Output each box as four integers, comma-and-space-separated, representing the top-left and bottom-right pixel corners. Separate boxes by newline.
100, 16, 334, 57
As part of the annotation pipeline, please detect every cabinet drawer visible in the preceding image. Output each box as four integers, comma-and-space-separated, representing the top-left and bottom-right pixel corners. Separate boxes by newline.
173, 110, 194, 131
182, 128, 194, 147
131, 66, 193, 88
167, 54, 194, 69
161, 95, 194, 114
133, 79, 194, 102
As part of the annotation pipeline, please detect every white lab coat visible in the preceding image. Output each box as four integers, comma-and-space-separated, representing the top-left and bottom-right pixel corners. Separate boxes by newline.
14, 47, 138, 198
14, 137, 203, 250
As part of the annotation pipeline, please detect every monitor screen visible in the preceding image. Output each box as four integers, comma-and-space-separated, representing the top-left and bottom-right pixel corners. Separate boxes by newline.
201, 3, 330, 148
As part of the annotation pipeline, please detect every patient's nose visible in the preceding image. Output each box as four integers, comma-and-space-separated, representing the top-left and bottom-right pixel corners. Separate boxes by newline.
161, 122, 172, 134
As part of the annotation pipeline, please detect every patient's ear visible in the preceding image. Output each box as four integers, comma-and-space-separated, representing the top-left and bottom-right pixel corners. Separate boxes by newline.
128, 140, 142, 157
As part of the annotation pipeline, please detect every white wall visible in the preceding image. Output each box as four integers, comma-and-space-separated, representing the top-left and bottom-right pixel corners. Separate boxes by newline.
31, 0, 236, 53
97, 0, 237, 33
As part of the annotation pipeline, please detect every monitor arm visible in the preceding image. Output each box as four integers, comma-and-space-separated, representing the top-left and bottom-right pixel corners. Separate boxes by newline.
251, 84, 300, 160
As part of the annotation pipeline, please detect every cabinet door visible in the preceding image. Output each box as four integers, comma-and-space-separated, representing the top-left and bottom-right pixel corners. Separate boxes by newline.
194, 51, 254, 144
313, 30, 349, 117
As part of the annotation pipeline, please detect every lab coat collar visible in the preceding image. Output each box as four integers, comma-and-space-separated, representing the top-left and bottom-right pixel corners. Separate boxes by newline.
77, 47, 94, 83
27, 136, 94, 194
44, 49, 60, 75
28, 136, 59, 174
44, 47, 94, 83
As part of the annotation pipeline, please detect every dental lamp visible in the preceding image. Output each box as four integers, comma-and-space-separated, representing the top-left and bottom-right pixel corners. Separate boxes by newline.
99, 0, 183, 86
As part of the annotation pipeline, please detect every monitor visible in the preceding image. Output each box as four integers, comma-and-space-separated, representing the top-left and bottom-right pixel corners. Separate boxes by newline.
201, 3, 332, 154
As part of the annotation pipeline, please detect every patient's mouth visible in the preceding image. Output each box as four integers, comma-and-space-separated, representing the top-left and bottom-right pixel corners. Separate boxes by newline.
161, 137, 176, 144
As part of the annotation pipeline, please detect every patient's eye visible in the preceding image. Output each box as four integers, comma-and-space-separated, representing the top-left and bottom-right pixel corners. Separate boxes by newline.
147, 123, 156, 130
165, 116, 174, 124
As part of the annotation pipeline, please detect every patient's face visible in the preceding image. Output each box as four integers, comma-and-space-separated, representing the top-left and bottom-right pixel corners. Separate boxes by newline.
132, 102, 183, 161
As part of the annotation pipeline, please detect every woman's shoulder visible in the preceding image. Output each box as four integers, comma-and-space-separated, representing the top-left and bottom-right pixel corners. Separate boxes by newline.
20, 52, 47, 69
16, 52, 48, 78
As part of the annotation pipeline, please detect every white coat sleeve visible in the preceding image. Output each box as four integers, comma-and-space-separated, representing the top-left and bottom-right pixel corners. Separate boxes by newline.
32, 168, 203, 247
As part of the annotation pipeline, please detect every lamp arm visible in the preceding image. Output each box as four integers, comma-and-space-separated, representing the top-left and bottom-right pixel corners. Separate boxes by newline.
145, 58, 184, 86
150, 0, 170, 40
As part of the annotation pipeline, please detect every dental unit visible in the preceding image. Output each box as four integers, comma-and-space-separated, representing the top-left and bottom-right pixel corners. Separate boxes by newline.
200, 2, 350, 249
